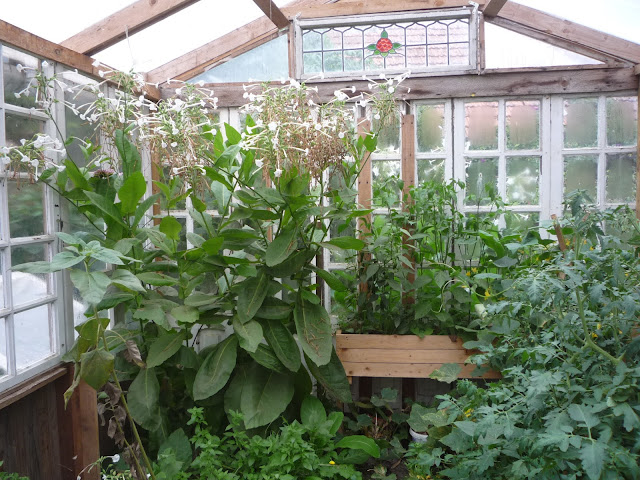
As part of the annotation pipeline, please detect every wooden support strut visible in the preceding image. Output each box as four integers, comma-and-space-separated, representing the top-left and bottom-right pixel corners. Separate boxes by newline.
401, 114, 416, 302
356, 118, 372, 295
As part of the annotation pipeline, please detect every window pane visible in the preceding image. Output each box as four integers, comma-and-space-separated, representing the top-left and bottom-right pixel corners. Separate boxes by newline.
465, 157, 498, 206
15, 305, 53, 371
606, 152, 636, 203
564, 98, 597, 148
465, 102, 498, 151
417, 158, 445, 184
506, 100, 540, 150
5, 113, 45, 147
505, 212, 539, 232
416, 104, 445, 153
0, 253, 4, 310
12, 244, 50, 306
372, 118, 400, 154
606, 97, 637, 147
323, 51, 343, 73
8, 181, 45, 238
506, 156, 540, 205
65, 79, 99, 168
372, 160, 400, 207
303, 52, 322, 73
564, 154, 597, 201
0, 317, 6, 377
2, 46, 39, 109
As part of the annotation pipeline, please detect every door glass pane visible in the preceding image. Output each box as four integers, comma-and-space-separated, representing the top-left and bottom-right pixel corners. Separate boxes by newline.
606, 97, 637, 147
5, 113, 45, 147
0, 317, 6, 377
465, 102, 498, 151
417, 158, 445, 184
564, 154, 597, 201
465, 157, 498, 205
564, 98, 597, 148
8, 181, 45, 238
12, 244, 50, 306
416, 104, 445, 153
606, 152, 636, 203
506, 100, 540, 150
372, 117, 401, 154
506, 156, 540, 205
3, 46, 39, 109
372, 160, 400, 207
15, 305, 53, 371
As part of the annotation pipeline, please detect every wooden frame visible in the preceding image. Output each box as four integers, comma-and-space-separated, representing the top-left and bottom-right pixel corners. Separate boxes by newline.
482, 0, 508, 17
336, 333, 501, 380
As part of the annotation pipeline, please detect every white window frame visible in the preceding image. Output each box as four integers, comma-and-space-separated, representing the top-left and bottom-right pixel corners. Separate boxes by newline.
294, 7, 479, 81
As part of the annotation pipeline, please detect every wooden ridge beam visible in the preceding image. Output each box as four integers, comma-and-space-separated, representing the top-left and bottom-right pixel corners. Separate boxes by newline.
253, 0, 289, 29
0, 19, 161, 101
61, 0, 201, 56
496, 2, 640, 65
482, 0, 508, 17
292, 0, 485, 19
172, 66, 638, 106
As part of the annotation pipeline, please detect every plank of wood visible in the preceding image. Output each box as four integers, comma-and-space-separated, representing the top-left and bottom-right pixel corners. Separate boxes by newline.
181, 67, 637, 107
482, 0, 508, 17
61, 0, 201, 56
341, 361, 501, 379
357, 118, 373, 233
0, 365, 67, 411
496, 2, 640, 64
337, 347, 472, 363
69, 380, 100, 480
253, 0, 290, 29
0, 20, 161, 101
336, 333, 465, 349
401, 114, 416, 298
293, 0, 485, 19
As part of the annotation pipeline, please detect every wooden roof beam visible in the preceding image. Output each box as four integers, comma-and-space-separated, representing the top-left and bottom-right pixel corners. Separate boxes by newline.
253, 0, 289, 29
292, 0, 486, 19
61, 0, 201, 56
496, 2, 640, 64
0, 19, 161, 101
482, 0, 508, 17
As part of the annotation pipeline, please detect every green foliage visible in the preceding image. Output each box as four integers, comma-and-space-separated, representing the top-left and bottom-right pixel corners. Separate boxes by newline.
0, 462, 29, 480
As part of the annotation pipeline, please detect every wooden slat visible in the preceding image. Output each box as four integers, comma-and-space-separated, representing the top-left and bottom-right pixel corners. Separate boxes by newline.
0, 366, 67, 411
336, 333, 465, 350
69, 380, 100, 480
341, 361, 501, 379
401, 114, 416, 298
482, 0, 508, 17
0, 20, 161, 101
496, 3, 640, 64
357, 118, 373, 233
293, 0, 486, 19
185, 67, 638, 107
61, 0, 201, 56
338, 347, 471, 363
147, 0, 327, 83
253, 0, 290, 29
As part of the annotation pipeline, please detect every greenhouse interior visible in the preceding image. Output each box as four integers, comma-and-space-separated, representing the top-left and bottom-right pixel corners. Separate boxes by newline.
0, 0, 639, 478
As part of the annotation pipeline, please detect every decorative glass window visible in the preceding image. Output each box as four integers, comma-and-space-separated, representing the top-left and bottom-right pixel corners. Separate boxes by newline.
295, 8, 477, 79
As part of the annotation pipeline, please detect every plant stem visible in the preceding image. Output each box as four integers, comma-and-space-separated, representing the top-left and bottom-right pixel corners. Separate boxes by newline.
575, 288, 621, 365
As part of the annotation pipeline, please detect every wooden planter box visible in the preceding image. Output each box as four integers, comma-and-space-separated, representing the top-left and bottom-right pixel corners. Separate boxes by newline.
335, 333, 501, 381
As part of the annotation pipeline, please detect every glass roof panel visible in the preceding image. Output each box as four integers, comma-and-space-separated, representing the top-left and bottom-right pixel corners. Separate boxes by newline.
0, 0, 137, 44
485, 23, 603, 69
512, 0, 640, 44
93, 0, 264, 73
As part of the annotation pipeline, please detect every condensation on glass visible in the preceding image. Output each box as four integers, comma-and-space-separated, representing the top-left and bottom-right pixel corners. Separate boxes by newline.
564, 154, 598, 201
14, 305, 53, 371
298, 9, 475, 77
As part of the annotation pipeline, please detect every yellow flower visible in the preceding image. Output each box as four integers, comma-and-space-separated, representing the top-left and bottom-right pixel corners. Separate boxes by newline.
589, 247, 594, 251
484, 289, 490, 299
466, 271, 471, 277
329, 461, 335, 465
596, 323, 601, 330
591, 332, 598, 339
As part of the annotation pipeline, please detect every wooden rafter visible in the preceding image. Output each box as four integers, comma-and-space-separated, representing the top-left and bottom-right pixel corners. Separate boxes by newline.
166, 66, 638, 106
61, 0, 201, 56
253, 0, 289, 29
292, 0, 485, 19
495, 2, 640, 65
482, 0, 508, 17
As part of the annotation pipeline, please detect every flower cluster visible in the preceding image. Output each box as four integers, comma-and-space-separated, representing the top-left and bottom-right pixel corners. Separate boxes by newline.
0, 134, 67, 179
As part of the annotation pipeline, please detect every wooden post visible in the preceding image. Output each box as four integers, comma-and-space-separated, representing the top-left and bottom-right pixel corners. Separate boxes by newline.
401, 114, 416, 299
68, 377, 100, 480
357, 118, 373, 295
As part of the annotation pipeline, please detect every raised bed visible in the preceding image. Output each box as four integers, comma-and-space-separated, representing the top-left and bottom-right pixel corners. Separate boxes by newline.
335, 333, 501, 381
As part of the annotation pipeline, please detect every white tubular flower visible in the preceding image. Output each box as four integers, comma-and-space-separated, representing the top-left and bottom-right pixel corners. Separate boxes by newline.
268, 121, 278, 131
14, 92, 21, 99
16, 63, 24, 73
338, 132, 345, 139
91, 59, 101, 67
41, 60, 50, 68
274, 167, 283, 178
170, 142, 178, 148
197, 80, 205, 87
314, 123, 322, 131
175, 88, 182, 95
255, 159, 264, 168
374, 113, 381, 120
98, 70, 105, 78
388, 87, 395, 93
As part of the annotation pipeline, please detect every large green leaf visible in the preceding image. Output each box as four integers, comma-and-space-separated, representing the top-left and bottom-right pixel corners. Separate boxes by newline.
84, 191, 127, 227
306, 349, 352, 404
13, 251, 83, 273
321, 237, 365, 251
193, 336, 238, 400
133, 304, 170, 329
262, 320, 301, 372
137, 272, 177, 287
580, 442, 606, 480
232, 317, 263, 353
160, 216, 182, 242
265, 227, 297, 267
63, 158, 90, 190
146, 332, 184, 368
158, 429, 192, 468
170, 305, 199, 324
70, 270, 111, 306
134, 193, 161, 226
408, 404, 450, 432
248, 344, 287, 373
110, 269, 146, 293
119, 171, 146, 215
312, 267, 347, 292
294, 298, 332, 366
211, 180, 232, 215
79, 349, 114, 390
568, 404, 601, 429
429, 363, 462, 384
336, 435, 380, 458
127, 368, 161, 430
236, 270, 269, 323
300, 396, 327, 427
241, 364, 295, 429
115, 129, 142, 177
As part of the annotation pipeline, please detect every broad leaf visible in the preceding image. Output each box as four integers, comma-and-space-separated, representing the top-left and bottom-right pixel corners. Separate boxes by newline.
568, 404, 601, 429
294, 298, 332, 366
111, 269, 145, 293
171, 305, 199, 324
248, 344, 288, 373
241, 364, 294, 429
127, 368, 161, 430
115, 129, 142, 177
193, 336, 238, 400
265, 228, 298, 267
306, 349, 352, 404
232, 317, 263, 353
79, 349, 114, 390
85, 191, 126, 227
146, 332, 184, 368
137, 272, 177, 287
301, 396, 327, 427
236, 270, 269, 323
322, 237, 365, 251
160, 216, 182, 241
70, 270, 111, 306
119, 171, 146, 215
262, 320, 301, 372
336, 435, 380, 458
158, 429, 192, 468
313, 267, 347, 292
429, 363, 462, 384
580, 442, 606, 480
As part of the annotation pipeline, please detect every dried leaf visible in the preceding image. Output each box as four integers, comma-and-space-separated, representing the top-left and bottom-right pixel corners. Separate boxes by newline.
104, 382, 122, 405
123, 340, 145, 367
